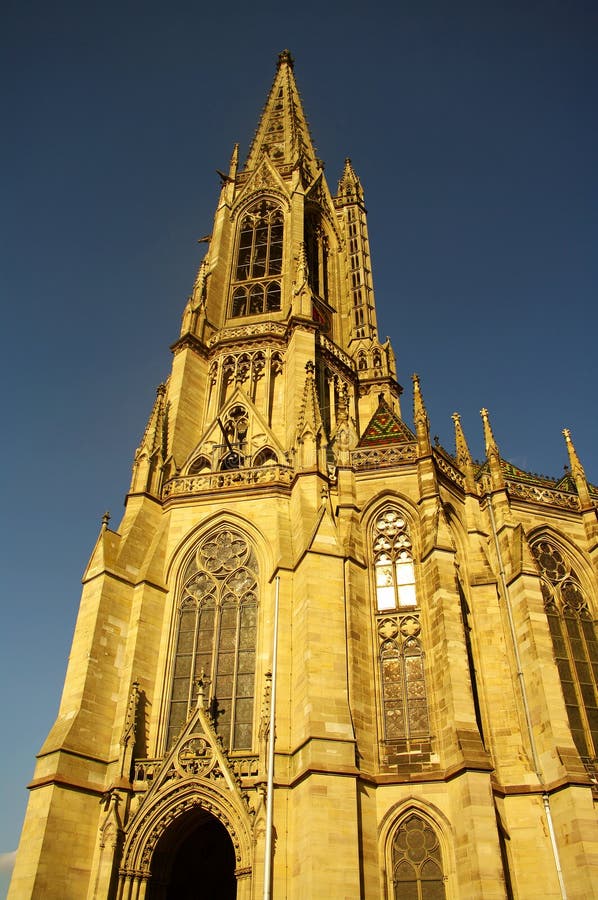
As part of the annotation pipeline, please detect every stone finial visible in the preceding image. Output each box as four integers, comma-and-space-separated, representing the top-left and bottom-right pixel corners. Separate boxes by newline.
277, 49, 294, 69
101, 511, 111, 528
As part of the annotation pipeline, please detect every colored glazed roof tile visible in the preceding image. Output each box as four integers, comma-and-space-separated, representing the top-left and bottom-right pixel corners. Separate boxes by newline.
359, 398, 415, 447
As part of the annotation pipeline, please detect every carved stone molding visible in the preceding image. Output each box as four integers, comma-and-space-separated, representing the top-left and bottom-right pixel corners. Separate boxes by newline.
352, 444, 417, 469
163, 465, 294, 497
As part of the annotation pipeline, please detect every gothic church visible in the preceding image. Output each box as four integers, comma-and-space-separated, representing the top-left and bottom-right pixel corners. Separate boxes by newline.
9, 50, 598, 899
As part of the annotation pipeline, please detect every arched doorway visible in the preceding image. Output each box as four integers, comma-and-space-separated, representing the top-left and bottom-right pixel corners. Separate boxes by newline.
148, 808, 237, 899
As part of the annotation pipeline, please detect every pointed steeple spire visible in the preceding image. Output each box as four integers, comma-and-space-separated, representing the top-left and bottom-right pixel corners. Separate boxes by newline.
337, 158, 364, 205
244, 50, 319, 178
480, 407, 504, 490
412, 374, 431, 455
562, 428, 592, 508
452, 413, 476, 492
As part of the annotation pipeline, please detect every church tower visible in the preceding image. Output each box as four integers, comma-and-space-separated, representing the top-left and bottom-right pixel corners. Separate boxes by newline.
10, 51, 598, 899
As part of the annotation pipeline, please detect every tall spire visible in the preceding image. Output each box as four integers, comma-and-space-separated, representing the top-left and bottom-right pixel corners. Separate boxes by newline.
562, 428, 592, 508
243, 50, 319, 177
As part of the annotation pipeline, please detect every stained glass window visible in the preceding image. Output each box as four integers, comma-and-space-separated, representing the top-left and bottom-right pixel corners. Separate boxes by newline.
167, 530, 258, 751
392, 814, 446, 900
531, 539, 598, 770
378, 622, 429, 742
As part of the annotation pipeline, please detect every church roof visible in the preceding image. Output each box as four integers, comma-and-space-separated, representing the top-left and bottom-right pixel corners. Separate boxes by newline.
359, 397, 416, 447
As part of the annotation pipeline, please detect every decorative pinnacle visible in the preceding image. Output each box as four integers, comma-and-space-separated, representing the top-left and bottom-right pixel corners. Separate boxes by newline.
452, 412, 471, 460
480, 407, 503, 489
452, 412, 475, 490
412, 374, 431, 453
562, 428, 591, 507
343, 158, 358, 180
338, 157, 364, 201
196, 669, 210, 708
412, 374, 429, 418
101, 511, 111, 528
296, 241, 309, 285
480, 407, 499, 454
228, 142, 239, 180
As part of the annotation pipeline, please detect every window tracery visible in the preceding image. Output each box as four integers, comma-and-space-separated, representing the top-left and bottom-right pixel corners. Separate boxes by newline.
391, 814, 446, 899
231, 200, 283, 317
167, 530, 258, 752
374, 508, 416, 610
372, 507, 429, 743
531, 539, 598, 769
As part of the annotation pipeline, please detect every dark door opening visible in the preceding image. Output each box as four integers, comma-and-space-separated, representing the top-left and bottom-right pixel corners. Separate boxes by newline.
149, 810, 237, 900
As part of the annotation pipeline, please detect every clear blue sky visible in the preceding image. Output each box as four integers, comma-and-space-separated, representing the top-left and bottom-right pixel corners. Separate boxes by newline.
1, 1, 596, 893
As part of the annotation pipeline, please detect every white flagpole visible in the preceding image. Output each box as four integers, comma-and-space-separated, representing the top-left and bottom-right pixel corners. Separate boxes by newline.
263, 575, 280, 900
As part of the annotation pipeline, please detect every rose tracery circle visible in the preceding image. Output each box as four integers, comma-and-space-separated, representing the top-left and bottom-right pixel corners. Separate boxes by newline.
200, 532, 249, 575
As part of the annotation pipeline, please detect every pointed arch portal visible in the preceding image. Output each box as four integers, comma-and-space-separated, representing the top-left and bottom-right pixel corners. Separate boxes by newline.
117, 776, 253, 900
148, 809, 237, 900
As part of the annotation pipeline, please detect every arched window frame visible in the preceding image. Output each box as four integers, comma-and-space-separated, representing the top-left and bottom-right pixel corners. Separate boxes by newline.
230, 198, 284, 318
370, 504, 430, 746
390, 813, 447, 899
253, 447, 278, 467
381, 806, 449, 900
530, 536, 598, 773
166, 528, 259, 754
187, 455, 211, 475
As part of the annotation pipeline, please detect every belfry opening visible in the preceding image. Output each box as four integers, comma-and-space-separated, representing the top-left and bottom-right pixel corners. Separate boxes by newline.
148, 810, 237, 900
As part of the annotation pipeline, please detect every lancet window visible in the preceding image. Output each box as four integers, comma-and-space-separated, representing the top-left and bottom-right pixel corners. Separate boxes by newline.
531, 539, 598, 770
373, 507, 429, 743
391, 814, 446, 899
231, 200, 283, 317
167, 530, 258, 752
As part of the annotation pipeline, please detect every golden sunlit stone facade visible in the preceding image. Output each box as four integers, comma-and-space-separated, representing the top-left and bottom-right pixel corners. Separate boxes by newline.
10, 51, 598, 899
